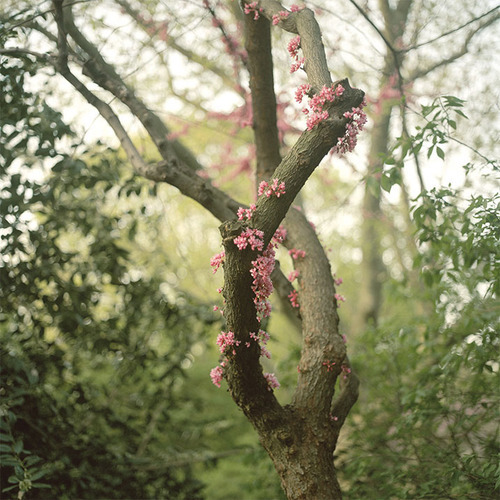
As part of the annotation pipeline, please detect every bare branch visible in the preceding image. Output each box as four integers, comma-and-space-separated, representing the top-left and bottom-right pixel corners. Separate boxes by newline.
52, 0, 156, 181
403, 5, 500, 53
115, 0, 238, 91
0, 47, 51, 61
408, 12, 500, 80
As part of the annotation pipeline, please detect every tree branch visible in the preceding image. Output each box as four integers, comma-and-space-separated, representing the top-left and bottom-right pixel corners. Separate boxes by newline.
285, 208, 347, 419
243, 10, 281, 184
402, 5, 500, 53
256, 1, 331, 91
115, 0, 239, 91
57, 0, 200, 172
330, 356, 359, 437
408, 12, 500, 80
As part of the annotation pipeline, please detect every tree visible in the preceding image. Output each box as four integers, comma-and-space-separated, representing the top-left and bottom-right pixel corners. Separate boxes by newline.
1, 1, 498, 499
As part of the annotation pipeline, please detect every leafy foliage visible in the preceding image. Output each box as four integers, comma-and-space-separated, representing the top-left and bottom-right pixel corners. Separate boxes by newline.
338, 104, 500, 499
0, 56, 214, 499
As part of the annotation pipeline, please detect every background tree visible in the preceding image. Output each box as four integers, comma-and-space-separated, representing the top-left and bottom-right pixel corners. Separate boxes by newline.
1, 1, 499, 499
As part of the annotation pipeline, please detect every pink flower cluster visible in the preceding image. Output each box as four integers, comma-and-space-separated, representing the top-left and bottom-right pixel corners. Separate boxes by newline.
237, 204, 256, 221
341, 364, 352, 380
216, 330, 240, 355
323, 359, 336, 372
210, 251, 225, 273
295, 83, 311, 104
288, 269, 300, 282
210, 365, 224, 388
264, 372, 280, 390
249, 329, 271, 359
249, 225, 287, 321
210, 327, 274, 388
234, 228, 264, 251
333, 99, 368, 154
334, 293, 346, 305
287, 35, 301, 58
301, 84, 345, 130
288, 248, 306, 260
288, 289, 300, 308
258, 178, 286, 198
272, 10, 289, 25
244, 1, 263, 20
290, 4, 304, 12
287, 35, 304, 73
272, 225, 287, 245
251, 247, 275, 320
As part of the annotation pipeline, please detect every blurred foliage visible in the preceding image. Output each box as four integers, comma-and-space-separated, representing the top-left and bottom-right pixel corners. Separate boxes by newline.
0, 45, 285, 500
336, 101, 500, 499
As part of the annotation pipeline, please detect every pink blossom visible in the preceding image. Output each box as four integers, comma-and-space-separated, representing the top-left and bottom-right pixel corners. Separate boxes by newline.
272, 225, 287, 246
288, 289, 300, 308
210, 365, 224, 388
237, 204, 256, 221
260, 346, 272, 359
287, 36, 301, 59
288, 269, 300, 282
244, 2, 263, 20
322, 359, 336, 372
272, 11, 289, 25
290, 57, 305, 73
210, 251, 225, 273
306, 110, 329, 130
234, 228, 264, 251
264, 372, 280, 390
334, 293, 346, 304
295, 83, 311, 104
216, 330, 239, 354
258, 179, 286, 198
341, 364, 352, 380
290, 4, 304, 12
288, 248, 306, 260
334, 275, 343, 286
333, 99, 367, 154
250, 245, 277, 321
301, 84, 345, 130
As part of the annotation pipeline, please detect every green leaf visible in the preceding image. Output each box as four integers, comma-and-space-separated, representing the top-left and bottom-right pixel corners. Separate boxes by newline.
381, 174, 393, 193
13, 440, 24, 454
0, 433, 13, 442
436, 147, 445, 160
28, 469, 48, 481
31, 483, 51, 489
2, 485, 19, 493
